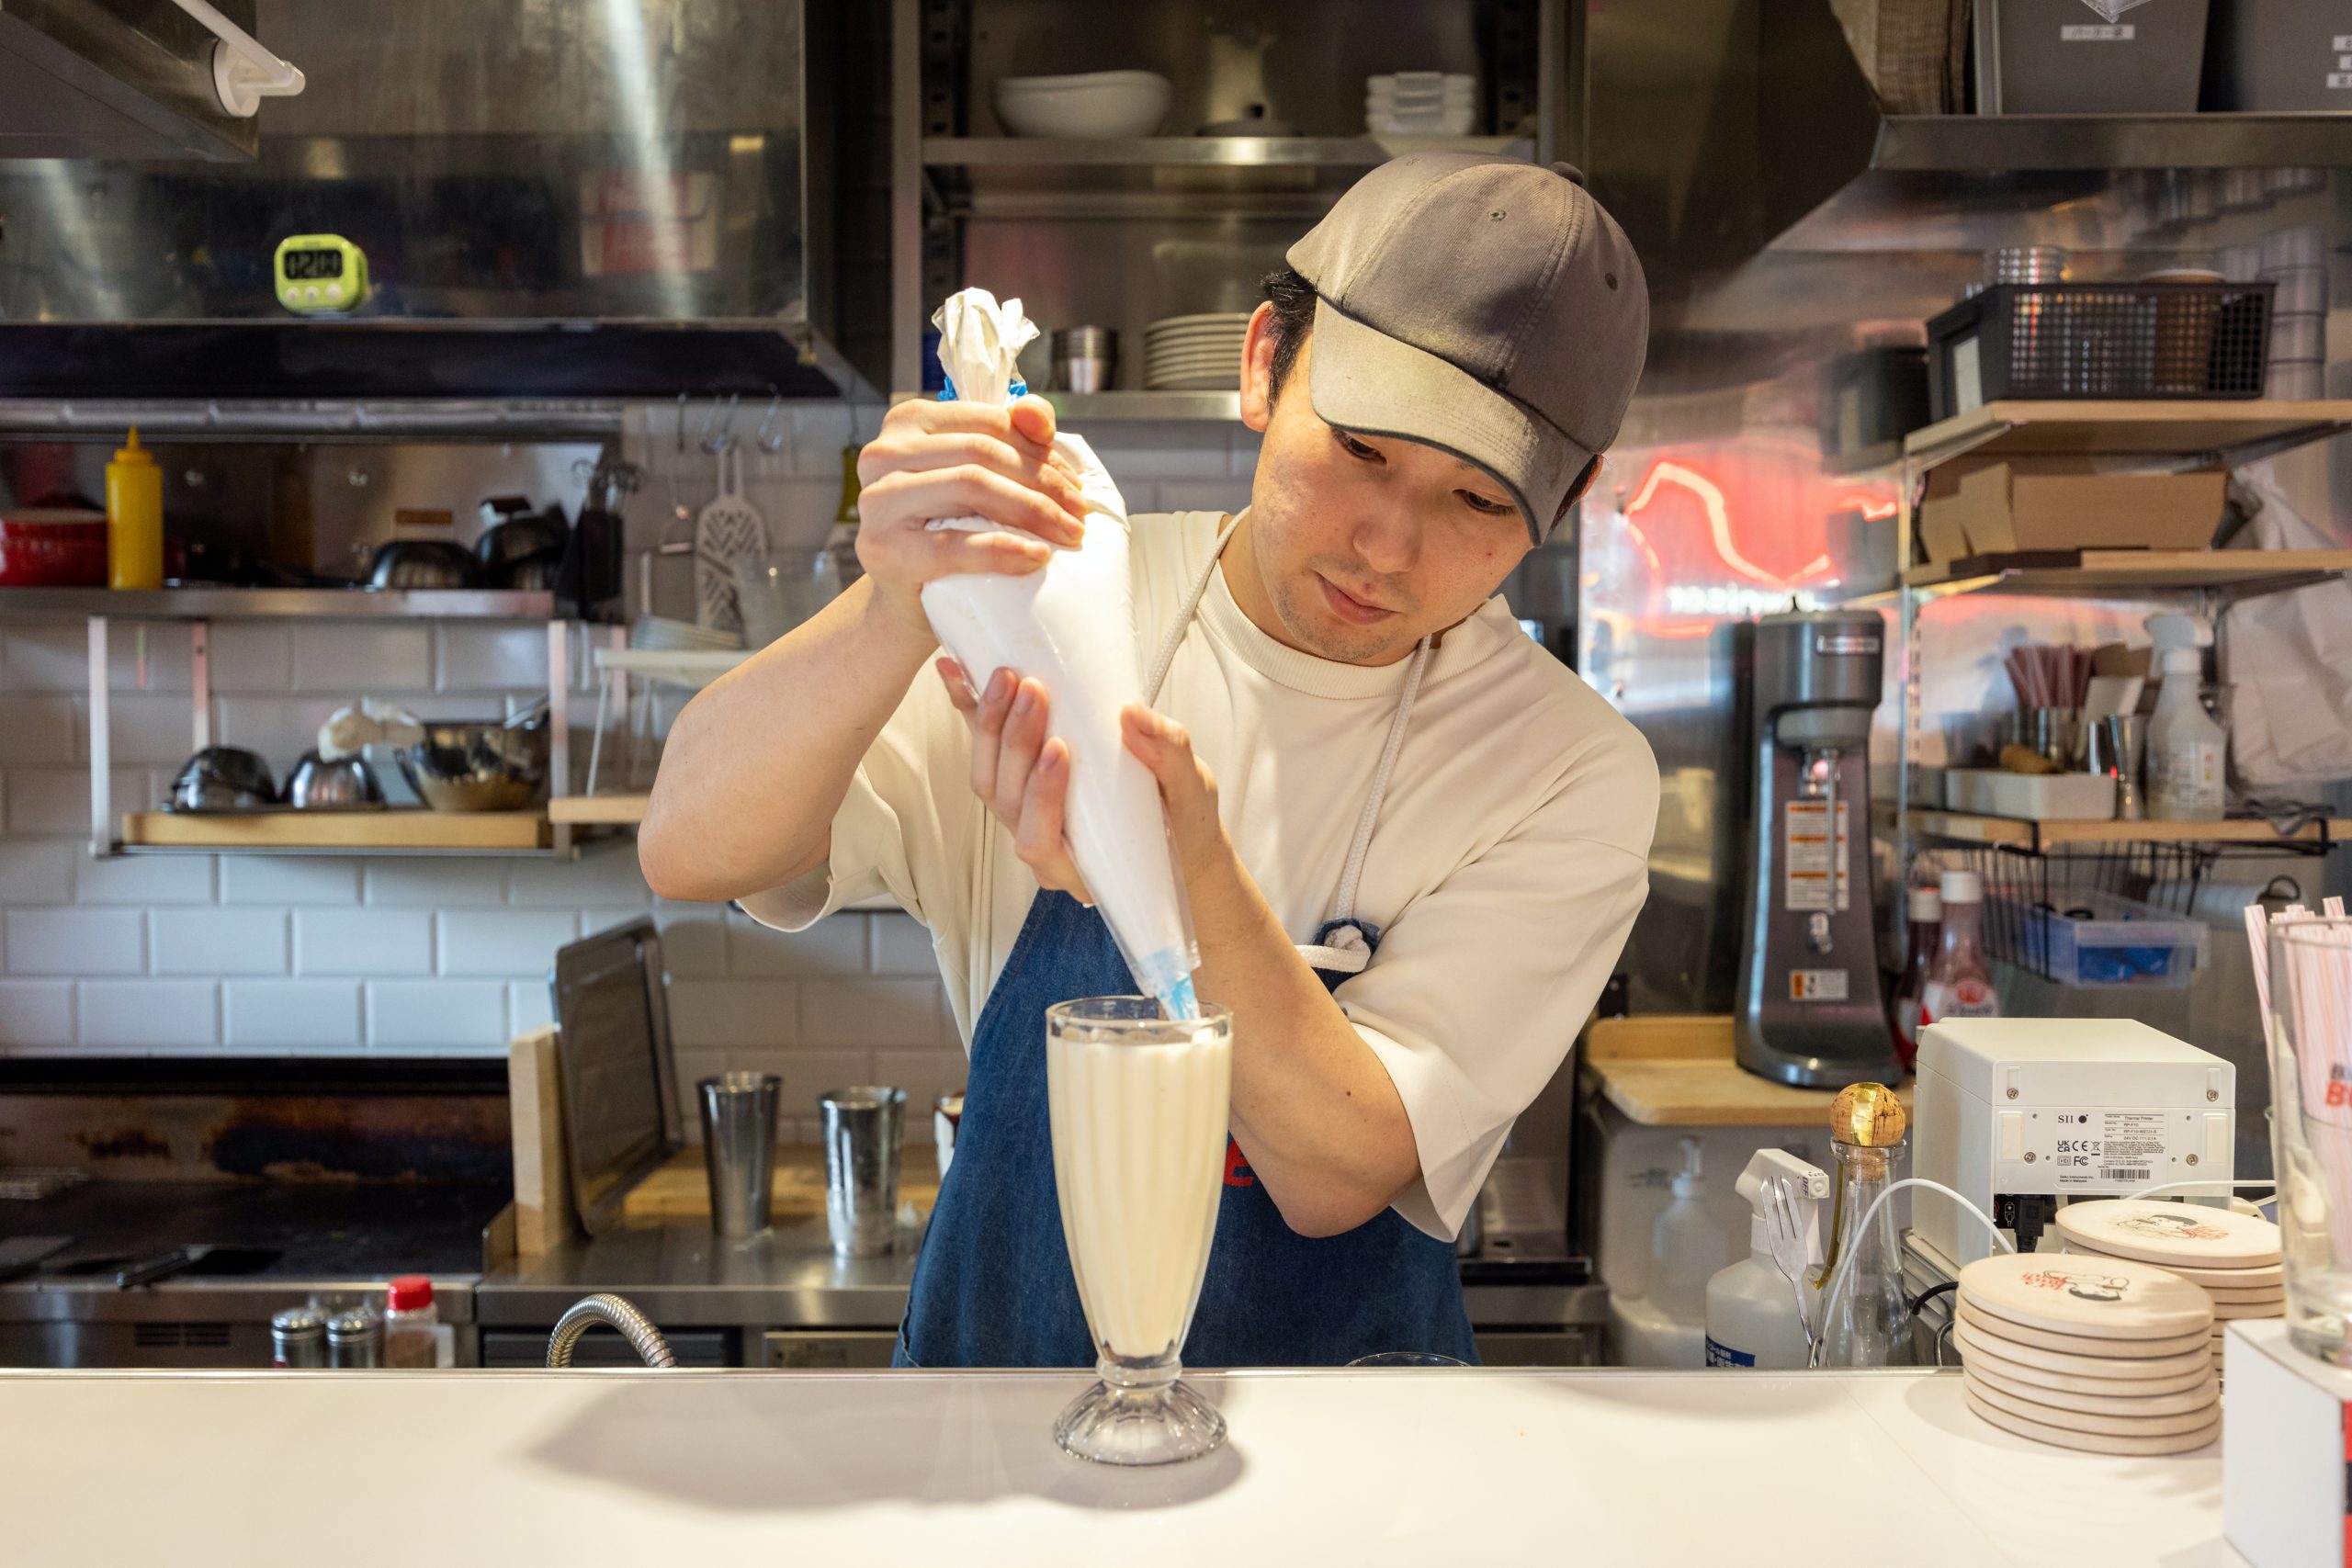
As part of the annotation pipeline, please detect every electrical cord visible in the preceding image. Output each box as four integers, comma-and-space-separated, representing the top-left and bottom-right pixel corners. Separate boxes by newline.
2127, 1178, 2277, 1210
1809, 1178, 2014, 1369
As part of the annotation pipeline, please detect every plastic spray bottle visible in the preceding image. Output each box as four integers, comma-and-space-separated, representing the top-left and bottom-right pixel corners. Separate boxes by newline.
2144, 613, 2225, 823
922, 288, 1199, 1016
1705, 1149, 1828, 1370
1647, 1137, 1724, 1325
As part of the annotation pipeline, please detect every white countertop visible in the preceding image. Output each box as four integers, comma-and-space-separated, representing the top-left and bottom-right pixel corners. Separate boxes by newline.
0, 1366, 2243, 1566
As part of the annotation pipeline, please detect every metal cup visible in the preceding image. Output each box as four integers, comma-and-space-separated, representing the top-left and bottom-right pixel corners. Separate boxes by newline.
2029, 706, 2082, 770
820, 1087, 906, 1258
1048, 326, 1117, 393
699, 1073, 781, 1240
2088, 714, 2145, 820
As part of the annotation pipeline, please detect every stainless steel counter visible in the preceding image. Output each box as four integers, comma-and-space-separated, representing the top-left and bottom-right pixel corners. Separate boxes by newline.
473, 1214, 1607, 1368
476, 1217, 919, 1331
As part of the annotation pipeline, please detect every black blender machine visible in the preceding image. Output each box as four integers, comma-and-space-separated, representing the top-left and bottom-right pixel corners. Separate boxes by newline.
1733, 610, 1902, 1087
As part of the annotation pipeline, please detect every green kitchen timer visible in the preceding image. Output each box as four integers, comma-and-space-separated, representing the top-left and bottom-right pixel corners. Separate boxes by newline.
273, 233, 368, 314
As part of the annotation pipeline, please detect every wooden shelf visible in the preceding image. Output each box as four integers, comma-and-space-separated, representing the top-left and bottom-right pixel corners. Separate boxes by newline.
1908, 810, 2352, 851
1904, 399, 2352, 474
122, 809, 550, 852
548, 795, 648, 827
1904, 548, 2352, 601
1579, 1015, 1912, 1128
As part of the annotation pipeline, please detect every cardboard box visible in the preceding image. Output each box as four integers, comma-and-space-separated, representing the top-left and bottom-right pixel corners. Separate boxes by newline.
1917, 458, 2228, 562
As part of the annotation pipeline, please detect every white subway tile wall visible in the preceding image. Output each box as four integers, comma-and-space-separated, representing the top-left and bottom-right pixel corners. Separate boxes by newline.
0, 412, 1246, 1137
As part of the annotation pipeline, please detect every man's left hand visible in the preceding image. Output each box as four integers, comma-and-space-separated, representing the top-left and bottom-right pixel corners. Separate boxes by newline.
936, 660, 1231, 897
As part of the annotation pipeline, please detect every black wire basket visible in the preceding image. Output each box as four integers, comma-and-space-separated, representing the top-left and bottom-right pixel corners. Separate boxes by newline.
1926, 281, 2275, 421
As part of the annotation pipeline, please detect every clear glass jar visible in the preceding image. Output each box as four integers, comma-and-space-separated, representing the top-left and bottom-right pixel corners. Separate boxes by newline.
1816, 1135, 1915, 1367
383, 1275, 439, 1369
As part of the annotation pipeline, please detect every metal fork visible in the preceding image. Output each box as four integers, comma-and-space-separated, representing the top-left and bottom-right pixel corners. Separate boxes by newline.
1760, 1175, 1817, 1343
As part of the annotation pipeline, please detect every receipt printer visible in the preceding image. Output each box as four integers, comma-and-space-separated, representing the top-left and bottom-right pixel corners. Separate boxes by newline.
1914, 1018, 2235, 1269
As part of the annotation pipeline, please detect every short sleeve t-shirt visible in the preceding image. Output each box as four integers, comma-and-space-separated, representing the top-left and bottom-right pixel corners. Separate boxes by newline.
743, 510, 1659, 1239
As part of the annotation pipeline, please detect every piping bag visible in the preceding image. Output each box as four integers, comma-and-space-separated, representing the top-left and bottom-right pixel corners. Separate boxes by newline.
923, 288, 1201, 1020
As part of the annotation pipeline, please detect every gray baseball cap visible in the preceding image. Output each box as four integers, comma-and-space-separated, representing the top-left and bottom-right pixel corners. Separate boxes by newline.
1286, 152, 1649, 544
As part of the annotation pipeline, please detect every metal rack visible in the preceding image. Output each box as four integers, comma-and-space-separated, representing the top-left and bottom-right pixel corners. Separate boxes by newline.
1885, 400, 2352, 968
21, 600, 590, 862
888, 0, 1570, 403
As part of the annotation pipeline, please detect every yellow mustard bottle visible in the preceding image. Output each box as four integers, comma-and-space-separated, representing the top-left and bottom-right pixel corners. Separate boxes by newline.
106, 428, 164, 590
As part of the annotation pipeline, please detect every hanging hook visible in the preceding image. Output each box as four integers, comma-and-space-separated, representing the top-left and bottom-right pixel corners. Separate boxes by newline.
696, 392, 739, 455
756, 389, 786, 455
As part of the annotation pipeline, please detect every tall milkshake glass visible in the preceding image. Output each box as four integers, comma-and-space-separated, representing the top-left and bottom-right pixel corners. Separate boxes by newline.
1046, 996, 1232, 1465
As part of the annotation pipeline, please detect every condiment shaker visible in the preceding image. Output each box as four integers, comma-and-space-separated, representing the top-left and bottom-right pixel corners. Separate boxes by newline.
326, 1309, 380, 1369
270, 1306, 326, 1369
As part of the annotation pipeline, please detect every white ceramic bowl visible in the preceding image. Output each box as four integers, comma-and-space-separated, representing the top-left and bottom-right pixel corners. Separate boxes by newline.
993, 70, 1171, 140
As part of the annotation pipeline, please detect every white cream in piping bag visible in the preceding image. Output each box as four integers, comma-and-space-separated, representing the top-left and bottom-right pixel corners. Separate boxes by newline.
922, 288, 1201, 1020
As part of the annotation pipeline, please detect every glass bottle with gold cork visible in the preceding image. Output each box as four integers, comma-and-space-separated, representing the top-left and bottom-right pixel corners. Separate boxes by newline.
1815, 1082, 1913, 1367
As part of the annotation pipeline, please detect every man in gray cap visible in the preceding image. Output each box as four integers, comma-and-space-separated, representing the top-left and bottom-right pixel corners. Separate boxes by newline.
642, 154, 1660, 1367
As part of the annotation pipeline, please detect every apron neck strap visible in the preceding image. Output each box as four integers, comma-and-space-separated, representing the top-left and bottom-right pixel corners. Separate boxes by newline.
1144, 510, 1244, 706
1143, 507, 1431, 935
1332, 636, 1430, 923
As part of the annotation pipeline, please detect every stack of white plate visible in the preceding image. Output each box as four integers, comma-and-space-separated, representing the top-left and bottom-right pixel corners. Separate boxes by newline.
631, 615, 741, 652
1365, 72, 1476, 137
1952, 1251, 2219, 1456
1143, 313, 1250, 391
2055, 1199, 2284, 1381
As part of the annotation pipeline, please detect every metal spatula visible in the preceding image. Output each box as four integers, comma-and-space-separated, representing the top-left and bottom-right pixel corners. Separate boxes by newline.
694, 443, 767, 633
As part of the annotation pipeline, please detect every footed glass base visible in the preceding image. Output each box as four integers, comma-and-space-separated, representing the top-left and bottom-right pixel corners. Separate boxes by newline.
1053, 1359, 1226, 1467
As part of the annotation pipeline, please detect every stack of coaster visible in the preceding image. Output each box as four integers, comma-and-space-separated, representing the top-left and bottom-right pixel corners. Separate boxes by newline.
2054, 1200, 2283, 1378
1954, 1251, 2219, 1455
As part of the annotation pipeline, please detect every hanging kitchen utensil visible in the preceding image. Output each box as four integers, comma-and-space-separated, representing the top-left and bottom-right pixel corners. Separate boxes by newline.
694, 442, 767, 633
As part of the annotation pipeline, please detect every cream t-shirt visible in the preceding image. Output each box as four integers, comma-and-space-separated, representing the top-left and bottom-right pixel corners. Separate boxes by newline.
744, 510, 1659, 1240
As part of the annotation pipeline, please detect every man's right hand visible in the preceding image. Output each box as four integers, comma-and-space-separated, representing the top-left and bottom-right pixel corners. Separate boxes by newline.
854, 394, 1091, 640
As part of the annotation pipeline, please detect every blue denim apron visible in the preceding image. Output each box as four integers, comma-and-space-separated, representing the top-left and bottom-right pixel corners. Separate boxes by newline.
892, 890, 1477, 1368
889, 512, 1475, 1369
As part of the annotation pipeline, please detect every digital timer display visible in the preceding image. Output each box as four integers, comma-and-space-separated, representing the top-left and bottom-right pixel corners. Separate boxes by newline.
282, 247, 345, 280
273, 233, 368, 314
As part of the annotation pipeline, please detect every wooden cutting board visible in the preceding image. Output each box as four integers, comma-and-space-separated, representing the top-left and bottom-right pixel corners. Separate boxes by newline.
1580, 1015, 1914, 1128
508, 1027, 941, 1257
621, 1145, 941, 1223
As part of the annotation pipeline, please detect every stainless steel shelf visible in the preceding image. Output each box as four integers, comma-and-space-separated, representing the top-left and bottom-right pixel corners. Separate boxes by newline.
923, 135, 1536, 209
924, 134, 1533, 168
0, 398, 626, 442
1873, 113, 2352, 172
0, 587, 558, 621
888, 389, 1240, 423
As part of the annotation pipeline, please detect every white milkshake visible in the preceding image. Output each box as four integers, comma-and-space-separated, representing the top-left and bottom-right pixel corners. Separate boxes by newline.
1045, 997, 1234, 1466
1048, 1011, 1231, 1359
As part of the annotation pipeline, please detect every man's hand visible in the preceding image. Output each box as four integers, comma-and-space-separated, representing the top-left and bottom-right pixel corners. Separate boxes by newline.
935, 660, 1231, 898
855, 395, 1091, 640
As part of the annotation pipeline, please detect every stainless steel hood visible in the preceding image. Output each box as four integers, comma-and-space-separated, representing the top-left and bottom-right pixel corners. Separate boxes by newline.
0, 0, 865, 401
1582, 0, 2352, 290
0, 0, 266, 162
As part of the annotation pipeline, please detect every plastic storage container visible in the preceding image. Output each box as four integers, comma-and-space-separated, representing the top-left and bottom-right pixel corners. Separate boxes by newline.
0, 509, 108, 587
2204, 0, 2352, 110
1943, 769, 2116, 821
1979, 0, 2211, 112
1999, 889, 2209, 987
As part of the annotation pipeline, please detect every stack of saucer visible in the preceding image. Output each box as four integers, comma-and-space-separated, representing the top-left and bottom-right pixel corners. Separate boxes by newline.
1143, 313, 1250, 391
1953, 1252, 2219, 1455
2055, 1199, 2284, 1380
